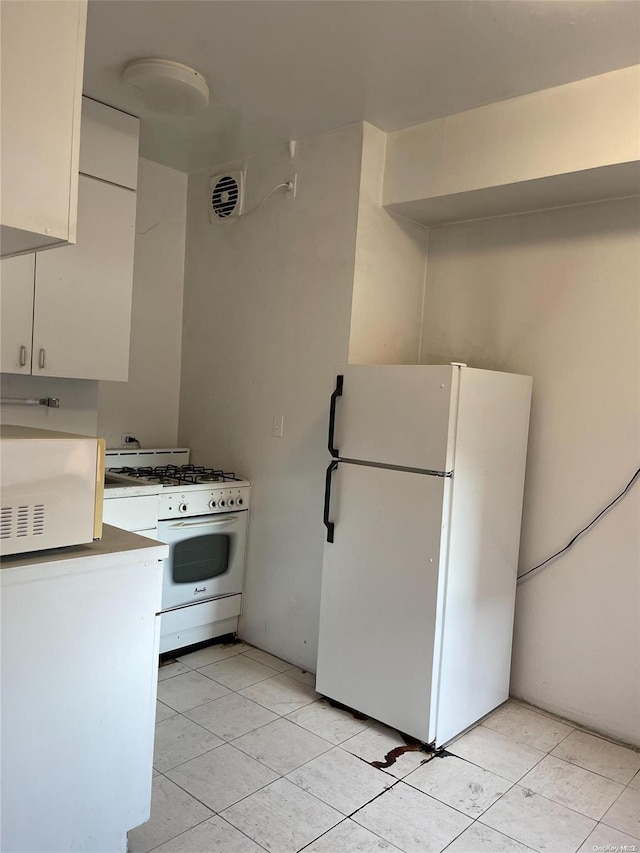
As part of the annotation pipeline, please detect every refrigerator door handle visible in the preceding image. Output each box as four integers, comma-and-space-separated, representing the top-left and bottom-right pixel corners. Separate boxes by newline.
323, 460, 339, 542
328, 374, 344, 458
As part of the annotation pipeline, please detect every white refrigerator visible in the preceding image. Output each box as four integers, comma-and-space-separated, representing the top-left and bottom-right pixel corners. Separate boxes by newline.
316, 363, 532, 747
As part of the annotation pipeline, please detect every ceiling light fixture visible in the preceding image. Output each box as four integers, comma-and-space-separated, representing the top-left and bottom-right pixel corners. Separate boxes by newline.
122, 58, 209, 116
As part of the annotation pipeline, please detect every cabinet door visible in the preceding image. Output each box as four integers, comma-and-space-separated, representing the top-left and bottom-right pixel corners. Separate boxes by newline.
0, 0, 86, 256
0, 254, 35, 374
80, 98, 140, 190
33, 175, 136, 381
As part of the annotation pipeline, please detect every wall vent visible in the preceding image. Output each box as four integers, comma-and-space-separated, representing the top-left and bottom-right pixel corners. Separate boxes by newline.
209, 171, 244, 221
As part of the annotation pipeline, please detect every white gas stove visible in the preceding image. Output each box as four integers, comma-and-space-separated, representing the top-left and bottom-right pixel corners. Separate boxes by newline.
104, 447, 251, 653
105, 447, 251, 517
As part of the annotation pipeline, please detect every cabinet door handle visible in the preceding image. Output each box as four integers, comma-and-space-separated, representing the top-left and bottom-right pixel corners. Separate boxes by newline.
38, 348, 46, 369
19, 345, 27, 367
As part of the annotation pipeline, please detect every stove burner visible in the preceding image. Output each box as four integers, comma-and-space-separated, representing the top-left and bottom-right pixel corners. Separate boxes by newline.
109, 464, 241, 485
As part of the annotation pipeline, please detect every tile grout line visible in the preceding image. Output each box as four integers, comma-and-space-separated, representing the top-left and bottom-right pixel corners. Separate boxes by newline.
499, 697, 578, 728
599, 781, 640, 829
145, 805, 271, 853
536, 750, 637, 787
474, 720, 574, 755
294, 815, 352, 853
153, 722, 224, 774
143, 811, 213, 853
510, 698, 640, 753
476, 781, 605, 831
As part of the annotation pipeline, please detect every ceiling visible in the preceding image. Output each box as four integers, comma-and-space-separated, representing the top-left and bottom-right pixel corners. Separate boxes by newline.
83, 0, 640, 173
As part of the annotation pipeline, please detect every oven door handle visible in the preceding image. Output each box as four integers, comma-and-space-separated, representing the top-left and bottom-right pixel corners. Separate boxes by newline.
167, 516, 239, 529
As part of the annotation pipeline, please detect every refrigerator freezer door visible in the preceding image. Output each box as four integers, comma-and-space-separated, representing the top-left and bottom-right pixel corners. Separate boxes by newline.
316, 462, 449, 743
334, 365, 459, 472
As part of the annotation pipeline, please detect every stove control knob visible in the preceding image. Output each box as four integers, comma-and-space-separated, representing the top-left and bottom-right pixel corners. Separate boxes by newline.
178, 502, 188, 513
228, 498, 235, 506
218, 499, 226, 508
208, 499, 217, 509
236, 497, 244, 507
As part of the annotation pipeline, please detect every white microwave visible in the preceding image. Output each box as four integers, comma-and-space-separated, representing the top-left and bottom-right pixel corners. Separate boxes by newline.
0, 425, 106, 557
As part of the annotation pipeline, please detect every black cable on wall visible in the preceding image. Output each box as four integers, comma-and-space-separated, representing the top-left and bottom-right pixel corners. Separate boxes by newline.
517, 466, 640, 582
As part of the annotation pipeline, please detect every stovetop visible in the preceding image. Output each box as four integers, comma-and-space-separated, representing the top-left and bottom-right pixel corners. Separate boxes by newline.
104, 449, 250, 500
107, 464, 245, 487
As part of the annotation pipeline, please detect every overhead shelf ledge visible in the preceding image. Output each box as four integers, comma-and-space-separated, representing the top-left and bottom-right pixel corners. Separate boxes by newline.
383, 161, 640, 227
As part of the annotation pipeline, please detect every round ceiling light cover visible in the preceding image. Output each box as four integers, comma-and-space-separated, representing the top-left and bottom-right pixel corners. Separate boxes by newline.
122, 58, 209, 115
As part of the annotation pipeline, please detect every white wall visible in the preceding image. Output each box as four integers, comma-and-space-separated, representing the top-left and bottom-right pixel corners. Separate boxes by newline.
97, 158, 187, 448
420, 197, 640, 745
0, 374, 98, 435
348, 123, 428, 364
178, 126, 363, 670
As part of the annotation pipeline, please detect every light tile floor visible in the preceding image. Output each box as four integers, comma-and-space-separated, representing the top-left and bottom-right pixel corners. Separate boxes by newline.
130, 641, 640, 853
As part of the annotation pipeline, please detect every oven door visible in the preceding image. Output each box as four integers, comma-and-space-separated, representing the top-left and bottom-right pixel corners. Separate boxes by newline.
157, 511, 248, 611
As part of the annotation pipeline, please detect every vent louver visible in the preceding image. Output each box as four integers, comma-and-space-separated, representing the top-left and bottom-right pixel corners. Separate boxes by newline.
0, 504, 45, 540
17, 506, 29, 537
1, 507, 12, 539
33, 504, 45, 535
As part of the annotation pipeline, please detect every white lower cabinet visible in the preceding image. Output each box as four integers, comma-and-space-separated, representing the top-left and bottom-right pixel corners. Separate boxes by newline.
0, 530, 167, 853
0, 175, 136, 380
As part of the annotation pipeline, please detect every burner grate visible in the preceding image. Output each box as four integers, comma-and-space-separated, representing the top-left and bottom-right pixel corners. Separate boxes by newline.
108, 464, 241, 485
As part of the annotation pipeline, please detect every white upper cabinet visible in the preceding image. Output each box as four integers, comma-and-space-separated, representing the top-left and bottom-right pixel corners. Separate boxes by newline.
32, 175, 136, 382
0, 100, 140, 381
79, 98, 140, 189
0, 1, 87, 257
0, 255, 35, 374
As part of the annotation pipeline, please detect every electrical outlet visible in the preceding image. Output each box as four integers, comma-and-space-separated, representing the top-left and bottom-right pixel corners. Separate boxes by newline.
286, 174, 297, 197
271, 415, 284, 438
121, 433, 138, 446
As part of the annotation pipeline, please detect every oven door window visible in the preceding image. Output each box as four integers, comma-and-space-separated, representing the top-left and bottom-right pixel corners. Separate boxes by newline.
172, 534, 231, 584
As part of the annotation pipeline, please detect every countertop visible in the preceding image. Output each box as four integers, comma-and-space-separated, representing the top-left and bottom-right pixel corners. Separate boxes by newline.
104, 481, 163, 499
0, 524, 168, 585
